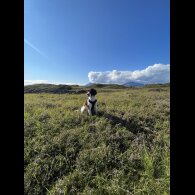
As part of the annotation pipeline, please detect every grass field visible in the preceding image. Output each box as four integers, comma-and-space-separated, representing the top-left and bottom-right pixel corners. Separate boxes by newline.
24, 86, 170, 195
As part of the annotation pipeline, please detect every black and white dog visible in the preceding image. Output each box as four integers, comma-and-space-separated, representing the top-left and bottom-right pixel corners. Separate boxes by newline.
81, 88, 98, 116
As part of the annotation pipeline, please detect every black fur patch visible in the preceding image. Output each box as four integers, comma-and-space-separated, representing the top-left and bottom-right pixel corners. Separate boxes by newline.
88, 88, 97, 96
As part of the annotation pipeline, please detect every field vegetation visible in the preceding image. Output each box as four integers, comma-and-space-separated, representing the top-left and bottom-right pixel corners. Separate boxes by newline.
24, 85, 170, 194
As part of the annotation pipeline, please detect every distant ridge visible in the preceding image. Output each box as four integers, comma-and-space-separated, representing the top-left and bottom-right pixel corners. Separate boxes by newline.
24, 83, 170, 93
85, 83, 128, 89
123, 82, 144, 87
24, 84, 72, 93
85, 82, 94, 87
85, 82, 144, 87
86, 82, 170, 87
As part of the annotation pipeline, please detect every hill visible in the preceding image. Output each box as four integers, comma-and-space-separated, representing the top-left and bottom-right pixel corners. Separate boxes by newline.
144, 83, 170, 88
86, 82, 144, 87
85, 83, 128, 89
123, 81, 144, 87
24, 83, 170, 94
24, 84, 72, 93
24, 83, 128, 94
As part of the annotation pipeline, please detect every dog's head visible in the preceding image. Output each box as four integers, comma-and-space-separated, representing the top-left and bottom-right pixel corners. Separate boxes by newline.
87, 88, 97, 97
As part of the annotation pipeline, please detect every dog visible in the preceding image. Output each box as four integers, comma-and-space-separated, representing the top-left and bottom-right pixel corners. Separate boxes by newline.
81, 88, 98, 116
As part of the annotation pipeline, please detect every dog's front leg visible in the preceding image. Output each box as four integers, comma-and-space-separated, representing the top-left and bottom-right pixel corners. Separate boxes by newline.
81, 106, 86, 113
87, 104, 92, 116
88, 109, 92, 116
94, 103, 98, 114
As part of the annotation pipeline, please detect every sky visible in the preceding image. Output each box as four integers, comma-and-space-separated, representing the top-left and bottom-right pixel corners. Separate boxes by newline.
24, 0, 170, 85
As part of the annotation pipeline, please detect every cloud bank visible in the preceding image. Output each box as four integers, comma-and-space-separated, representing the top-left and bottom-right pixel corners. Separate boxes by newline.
88, 64, 170, 84
24, 80, 48, 85
24, 80, 81, 86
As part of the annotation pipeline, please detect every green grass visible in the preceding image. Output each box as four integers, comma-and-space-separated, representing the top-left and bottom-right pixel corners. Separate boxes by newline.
24, 86, 170, 195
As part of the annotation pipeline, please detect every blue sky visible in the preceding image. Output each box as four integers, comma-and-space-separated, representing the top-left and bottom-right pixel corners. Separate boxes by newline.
24, 0, 170, 85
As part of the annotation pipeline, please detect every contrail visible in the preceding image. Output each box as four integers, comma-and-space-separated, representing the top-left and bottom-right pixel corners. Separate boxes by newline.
24, 38, 46, 57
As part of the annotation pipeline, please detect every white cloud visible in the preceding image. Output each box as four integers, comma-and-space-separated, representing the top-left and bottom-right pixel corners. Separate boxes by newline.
88, 64, 170, 84
24, 80, 48, 85
24, 80, 82, 86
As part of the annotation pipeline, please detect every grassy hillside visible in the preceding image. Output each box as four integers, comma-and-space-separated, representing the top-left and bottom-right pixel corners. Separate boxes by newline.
24, 83, 169, 94
24, 86, 170, 194
85, 83, 128, 89
24, 84, 73, 93
24, 84, 129, 94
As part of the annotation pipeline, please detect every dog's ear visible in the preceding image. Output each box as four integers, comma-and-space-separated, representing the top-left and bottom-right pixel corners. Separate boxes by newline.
90, 89, 97, 95
90, 88, 97, 96
93, 89, 97, 95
